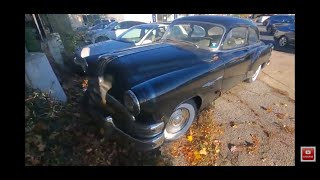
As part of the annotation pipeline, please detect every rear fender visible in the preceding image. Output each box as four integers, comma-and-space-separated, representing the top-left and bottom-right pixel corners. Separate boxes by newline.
247, 43, 273, 78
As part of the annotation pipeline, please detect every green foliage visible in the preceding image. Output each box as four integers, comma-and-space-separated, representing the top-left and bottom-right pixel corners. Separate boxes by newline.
25, 27, 41, 52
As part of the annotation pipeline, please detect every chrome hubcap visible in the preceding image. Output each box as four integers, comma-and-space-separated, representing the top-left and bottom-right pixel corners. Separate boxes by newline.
166, 108, 190, 134
279, 37, 287, 47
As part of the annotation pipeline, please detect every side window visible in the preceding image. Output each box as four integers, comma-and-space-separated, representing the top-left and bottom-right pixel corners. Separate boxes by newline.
121, 28, 142, 43
114, 22, 127, 30
144, 29, 156, 42
222, 27, 248, 50
248, 27, 259, 45
191, 25, 206, 37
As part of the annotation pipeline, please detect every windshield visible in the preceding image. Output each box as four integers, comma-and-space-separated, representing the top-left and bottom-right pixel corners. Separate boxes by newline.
162, 21, 225, 50
118, 26, 154, 43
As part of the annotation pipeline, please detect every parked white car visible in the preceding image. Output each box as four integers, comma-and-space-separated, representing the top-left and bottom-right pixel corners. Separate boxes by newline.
256, 16, 270, 25
85, 21, 146, 44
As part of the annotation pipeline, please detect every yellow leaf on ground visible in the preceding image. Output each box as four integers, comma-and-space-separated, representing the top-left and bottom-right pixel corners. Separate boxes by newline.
194, 151, 201, 160
199, 148, 207, 155
187, 136, 193, 142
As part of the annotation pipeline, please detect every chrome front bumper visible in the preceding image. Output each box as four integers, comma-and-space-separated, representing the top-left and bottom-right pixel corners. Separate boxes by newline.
103, 116, 165, 150
81, 92, 165, 151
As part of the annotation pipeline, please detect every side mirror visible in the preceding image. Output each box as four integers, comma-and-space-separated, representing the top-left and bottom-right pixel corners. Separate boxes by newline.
141, 39, 152, 45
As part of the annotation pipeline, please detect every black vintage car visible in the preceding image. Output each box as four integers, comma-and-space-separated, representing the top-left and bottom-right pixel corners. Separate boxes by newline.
82, 16, 273, 150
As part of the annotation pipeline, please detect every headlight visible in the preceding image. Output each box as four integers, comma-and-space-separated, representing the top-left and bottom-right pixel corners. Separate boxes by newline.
123, 90, 140, 116
80, 47, 90, 58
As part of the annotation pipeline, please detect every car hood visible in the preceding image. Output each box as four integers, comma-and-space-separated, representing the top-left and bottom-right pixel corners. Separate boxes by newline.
76, 40, 134, 62
90, 42, 212, 97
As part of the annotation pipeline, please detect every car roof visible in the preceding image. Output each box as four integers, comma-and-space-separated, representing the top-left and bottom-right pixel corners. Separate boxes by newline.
270, 15, 294, 18
136, 23, 168, 27
118, 20, 146, 24
172, 15, 256, 30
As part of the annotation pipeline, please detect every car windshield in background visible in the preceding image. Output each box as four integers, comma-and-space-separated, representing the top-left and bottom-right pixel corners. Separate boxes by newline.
118, 27, 153, 43
162, 22, 224, 50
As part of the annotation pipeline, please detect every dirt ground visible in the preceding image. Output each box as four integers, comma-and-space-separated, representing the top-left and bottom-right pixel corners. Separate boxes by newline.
159, 49, 295, 166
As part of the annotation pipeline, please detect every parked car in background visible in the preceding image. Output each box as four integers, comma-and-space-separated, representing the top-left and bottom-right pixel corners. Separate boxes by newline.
256, 15, 270, 24
92, 19, 115, 27
266, 15, 295, 34
74, 23, 168, 73
262, 17, 270, 26
85, 21, 146, 44
89, 21, 113, 31
274, 23, 295, 47
81, 16, 273, 150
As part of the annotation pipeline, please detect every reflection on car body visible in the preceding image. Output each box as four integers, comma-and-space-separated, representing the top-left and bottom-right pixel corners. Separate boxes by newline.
74, 23, 168, 73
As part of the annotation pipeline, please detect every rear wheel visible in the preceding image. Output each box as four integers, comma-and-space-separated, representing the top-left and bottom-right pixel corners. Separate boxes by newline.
164, 100, 198, 141
267, 26, 272, 34
278, 36, 288, 47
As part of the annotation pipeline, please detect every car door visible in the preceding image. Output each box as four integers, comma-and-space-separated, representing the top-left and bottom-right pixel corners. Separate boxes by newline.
220, 26, 251, 92
286, 24, 295, 44
274, 16, 293, 29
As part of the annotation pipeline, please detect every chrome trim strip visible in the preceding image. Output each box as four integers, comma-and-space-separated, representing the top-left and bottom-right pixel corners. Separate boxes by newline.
202, 76, 223, 88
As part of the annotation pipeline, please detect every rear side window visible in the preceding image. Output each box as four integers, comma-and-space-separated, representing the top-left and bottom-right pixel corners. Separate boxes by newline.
222, 27, 248, 50
248, 27, 259, 45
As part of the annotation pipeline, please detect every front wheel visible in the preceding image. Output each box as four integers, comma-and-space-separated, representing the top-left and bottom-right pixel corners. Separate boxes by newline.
164, 100, 198, 141
246, 65, 261, 83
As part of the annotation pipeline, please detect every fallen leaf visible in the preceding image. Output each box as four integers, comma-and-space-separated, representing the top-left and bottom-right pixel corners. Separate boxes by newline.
230, 121, 236, 128
49, 132, 60, 140
230, 145, 237, 153
261, 106, 272, 113
30, 157, 40, 165
35, 122, 48, 130
86, 148, 93, 153
275, 113, 287, 119
260, 106, 267, 110
199, 148, 208, 155
194, 151, 201, 160
37, 143, 46, 151
215, 149, 220, 153
187, 136, 193, 142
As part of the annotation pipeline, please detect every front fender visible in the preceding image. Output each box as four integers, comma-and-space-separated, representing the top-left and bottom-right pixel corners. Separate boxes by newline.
131, 62, 210, 122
